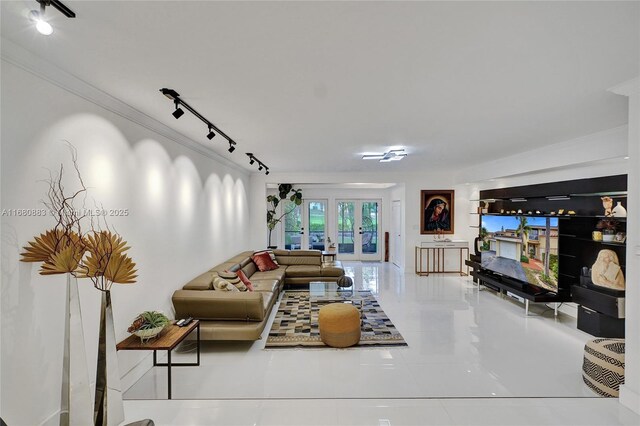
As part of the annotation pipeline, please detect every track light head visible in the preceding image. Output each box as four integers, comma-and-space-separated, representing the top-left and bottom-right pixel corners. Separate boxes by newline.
265, 169, 270, 175
249, 158, 255, 165
172, 101, 184, 119
206, 127, 215, 140
29, 10, 53, 35
228, 143, 236, 153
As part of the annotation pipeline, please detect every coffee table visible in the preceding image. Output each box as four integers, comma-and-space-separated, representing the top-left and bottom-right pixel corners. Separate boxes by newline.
309, 282, 363, 322
117, 320, 200, 399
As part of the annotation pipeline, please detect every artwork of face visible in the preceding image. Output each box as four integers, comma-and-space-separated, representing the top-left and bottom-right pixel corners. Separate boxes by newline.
420, 190, 454, 234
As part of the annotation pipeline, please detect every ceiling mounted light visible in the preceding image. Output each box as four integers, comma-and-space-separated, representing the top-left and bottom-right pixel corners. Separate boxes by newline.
206, 127, 215, 140
362, 148, 407, 162
228, 142, 236, 153
172, 101, 184, 119
29, 0, 76, 36
29, 10, 53, 35
245, 153, 269, 173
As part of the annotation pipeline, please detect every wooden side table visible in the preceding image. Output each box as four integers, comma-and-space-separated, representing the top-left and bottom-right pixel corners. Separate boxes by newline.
117, 320, 200, 399
321, 250, 337, 263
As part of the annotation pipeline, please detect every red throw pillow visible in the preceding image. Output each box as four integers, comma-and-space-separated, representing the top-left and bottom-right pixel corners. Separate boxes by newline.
252, 252, 278, 272
237, 270, 254, 292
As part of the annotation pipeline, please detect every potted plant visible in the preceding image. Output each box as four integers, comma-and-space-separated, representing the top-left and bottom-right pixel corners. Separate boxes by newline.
596, 218, 619, 242
128, 311, 170, 342
266, 184, 302, 249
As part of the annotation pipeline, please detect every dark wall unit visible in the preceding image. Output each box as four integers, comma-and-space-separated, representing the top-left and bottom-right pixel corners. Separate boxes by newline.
471, 175, 627, 333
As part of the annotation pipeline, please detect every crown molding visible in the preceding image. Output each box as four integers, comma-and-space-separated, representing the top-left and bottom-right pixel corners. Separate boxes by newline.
0, 37, 249, 175
609, 77, 640, 97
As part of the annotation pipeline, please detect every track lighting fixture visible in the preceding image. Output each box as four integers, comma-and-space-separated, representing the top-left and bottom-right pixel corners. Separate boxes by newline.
29, 0, 76, 35
160, 88, 237, 154
245, 153, 269, 174
172, 101, 184, 119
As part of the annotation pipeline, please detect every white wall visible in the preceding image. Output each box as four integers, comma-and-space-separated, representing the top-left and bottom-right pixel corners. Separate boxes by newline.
610, 78, 640, 415
0, 58, 252, 424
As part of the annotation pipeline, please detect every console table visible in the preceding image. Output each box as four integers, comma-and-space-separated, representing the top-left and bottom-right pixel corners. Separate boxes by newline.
415, 241, 469, 276
117, 320, 200, 399
321, 250, 337, 263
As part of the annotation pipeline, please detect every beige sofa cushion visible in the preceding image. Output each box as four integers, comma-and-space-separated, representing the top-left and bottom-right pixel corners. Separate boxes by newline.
252, 266, 287, 282
277, 251, 322, 266
322, 262, 345, 277
285, 265, 321, 277
251, 279, 280, 293
172, 290, 268, 321
183, 271, 214, 290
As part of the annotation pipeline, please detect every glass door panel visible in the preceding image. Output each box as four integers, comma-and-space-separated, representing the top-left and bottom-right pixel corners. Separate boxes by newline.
361, 201, 379, 256
307, 200, 327, 251
283, 200, 302, 250
337, 201, 355, 256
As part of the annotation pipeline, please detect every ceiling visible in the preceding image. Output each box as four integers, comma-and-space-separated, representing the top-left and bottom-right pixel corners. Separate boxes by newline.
1, 1, 638, 174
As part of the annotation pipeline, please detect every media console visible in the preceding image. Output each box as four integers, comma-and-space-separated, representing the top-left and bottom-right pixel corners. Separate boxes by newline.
468, 262, 571, 315
469, 174, 628, 333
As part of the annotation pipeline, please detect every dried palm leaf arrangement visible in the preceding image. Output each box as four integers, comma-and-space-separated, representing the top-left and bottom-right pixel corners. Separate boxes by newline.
20, 146, 137, 289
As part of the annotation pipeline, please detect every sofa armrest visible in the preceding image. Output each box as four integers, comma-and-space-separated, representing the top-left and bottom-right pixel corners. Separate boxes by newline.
172, 290, 265, 321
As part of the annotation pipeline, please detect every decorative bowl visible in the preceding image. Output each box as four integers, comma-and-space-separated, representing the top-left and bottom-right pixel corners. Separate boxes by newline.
134, 325, 165, 342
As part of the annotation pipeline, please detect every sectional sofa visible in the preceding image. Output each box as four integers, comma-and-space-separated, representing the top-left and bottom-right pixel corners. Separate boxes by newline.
172, 249, 345, 340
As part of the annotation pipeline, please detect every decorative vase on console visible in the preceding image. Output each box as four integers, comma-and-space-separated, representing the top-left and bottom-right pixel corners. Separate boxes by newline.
612, 202, 627, 218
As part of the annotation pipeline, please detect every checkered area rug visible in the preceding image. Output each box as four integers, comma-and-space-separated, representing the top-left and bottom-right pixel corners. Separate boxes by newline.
265, 291, 407, 348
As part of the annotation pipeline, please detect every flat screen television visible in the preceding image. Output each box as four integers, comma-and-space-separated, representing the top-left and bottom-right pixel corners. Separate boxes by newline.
479, 215, 560, 293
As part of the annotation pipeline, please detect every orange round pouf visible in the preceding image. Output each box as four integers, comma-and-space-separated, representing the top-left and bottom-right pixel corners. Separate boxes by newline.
318, 303, 361, 348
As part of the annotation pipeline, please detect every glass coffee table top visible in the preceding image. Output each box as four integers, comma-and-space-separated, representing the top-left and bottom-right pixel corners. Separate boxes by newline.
309, 282, 364, 325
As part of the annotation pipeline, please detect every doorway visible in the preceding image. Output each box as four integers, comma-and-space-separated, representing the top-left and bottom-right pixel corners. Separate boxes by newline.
391, 200, 403, 267
282, 199, 328, 250
336, 200, 381, 261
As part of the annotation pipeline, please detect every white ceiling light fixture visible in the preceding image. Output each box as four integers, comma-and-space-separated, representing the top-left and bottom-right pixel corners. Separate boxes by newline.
362, 149, 407, 162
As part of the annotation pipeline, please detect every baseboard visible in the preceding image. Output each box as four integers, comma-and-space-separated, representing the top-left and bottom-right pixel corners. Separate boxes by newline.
40, 410, 60, 426
620, 385, 640, 415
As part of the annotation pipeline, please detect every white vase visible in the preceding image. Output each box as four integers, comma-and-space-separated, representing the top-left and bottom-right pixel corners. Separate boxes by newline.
612, 201, 627, 218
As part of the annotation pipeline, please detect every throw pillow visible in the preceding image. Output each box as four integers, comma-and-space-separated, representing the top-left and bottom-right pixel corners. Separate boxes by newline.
237, 270, 254, 292
254, 250, 279, 266
212, 276, 239, 292
252, 252, 278, 272
221, 270, 247, 292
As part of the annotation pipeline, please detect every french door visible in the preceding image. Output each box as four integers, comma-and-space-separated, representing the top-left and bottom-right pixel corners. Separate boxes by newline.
282, 199, 328, 250
336, 200, 381, 261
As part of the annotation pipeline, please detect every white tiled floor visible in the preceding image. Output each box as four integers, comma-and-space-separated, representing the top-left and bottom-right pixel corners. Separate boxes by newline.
123, 262, 640, 425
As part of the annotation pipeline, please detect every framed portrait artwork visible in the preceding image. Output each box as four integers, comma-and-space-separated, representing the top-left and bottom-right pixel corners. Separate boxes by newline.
420, 190, 455, 234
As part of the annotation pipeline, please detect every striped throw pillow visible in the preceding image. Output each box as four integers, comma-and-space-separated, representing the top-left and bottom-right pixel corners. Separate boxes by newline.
212, 276, 239, 292
220, 271, 248, 292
